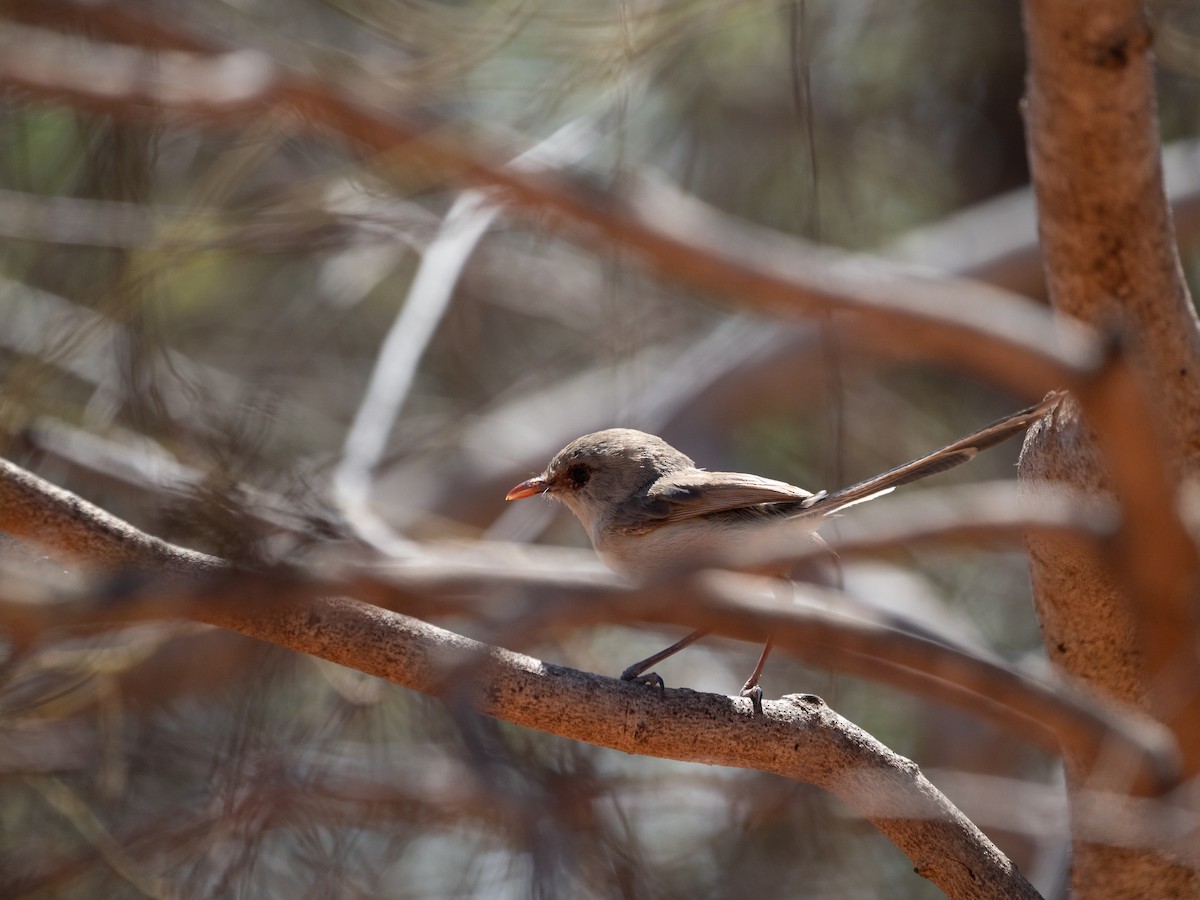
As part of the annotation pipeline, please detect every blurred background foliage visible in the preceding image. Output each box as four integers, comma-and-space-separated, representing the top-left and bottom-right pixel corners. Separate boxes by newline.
1, 0, 1198, 897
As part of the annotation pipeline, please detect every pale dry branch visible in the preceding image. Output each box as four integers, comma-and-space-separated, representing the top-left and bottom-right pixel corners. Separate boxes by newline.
743, 481, 1116, 572
885, 137, 1200, 297
0, 454, 1043, 899
3, 546, 1172, 800
0, 276, 344, 443
0, 18, 1093, 395
350, 562, 1174, 795
22, 419, 318, 541
0, 454, 1179, 796
5, 6, 1200, 895
0, 458, 222, 576
0, 185, 434, 251
199, 592, 1042, 900
406, 137, 1200, 533
4, 13, 1193, 632
333, 117, 604, 554
925, 767, 1200, 860
6, 13, 1196, 620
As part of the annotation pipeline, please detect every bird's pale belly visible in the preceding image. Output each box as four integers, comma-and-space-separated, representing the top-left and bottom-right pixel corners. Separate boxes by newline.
593, 516, 822, 579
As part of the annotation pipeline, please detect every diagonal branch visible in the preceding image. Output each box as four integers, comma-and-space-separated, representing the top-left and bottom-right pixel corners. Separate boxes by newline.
0, 456, 1053, 898
201, 592, 1045, 900
2, 14, 1194, 646
0, 17, 1093, 397
0, 454, 1180, 792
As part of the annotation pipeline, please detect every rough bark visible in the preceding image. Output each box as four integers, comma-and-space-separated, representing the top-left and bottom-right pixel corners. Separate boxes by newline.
0, 456, 1043, 900
1020, 0, 1200, 893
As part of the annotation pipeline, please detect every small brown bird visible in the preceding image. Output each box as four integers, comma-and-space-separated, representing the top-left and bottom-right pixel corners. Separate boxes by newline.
506, 395, 1058, 704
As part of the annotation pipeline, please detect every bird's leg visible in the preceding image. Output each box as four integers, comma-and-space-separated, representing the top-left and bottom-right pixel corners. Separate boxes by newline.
620, 628, 711, 689
739, 639, 773, 716
736, 576, 791, 715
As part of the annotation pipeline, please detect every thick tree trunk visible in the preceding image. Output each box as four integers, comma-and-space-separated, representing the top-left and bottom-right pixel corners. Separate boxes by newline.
1020, 0, 1200, 894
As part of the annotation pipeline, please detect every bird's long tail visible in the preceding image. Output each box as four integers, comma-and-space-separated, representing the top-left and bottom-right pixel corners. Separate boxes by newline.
800, 391, 1063, 516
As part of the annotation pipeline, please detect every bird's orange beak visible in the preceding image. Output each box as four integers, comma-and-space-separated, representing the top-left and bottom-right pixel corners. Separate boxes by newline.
505, 476, 549, 501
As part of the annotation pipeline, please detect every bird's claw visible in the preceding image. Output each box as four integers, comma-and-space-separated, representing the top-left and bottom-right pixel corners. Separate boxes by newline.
740, 683, 764, 716
621, 668, 666, 691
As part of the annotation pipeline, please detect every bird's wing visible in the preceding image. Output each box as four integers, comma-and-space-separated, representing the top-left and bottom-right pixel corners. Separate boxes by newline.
630, 471, 815, 528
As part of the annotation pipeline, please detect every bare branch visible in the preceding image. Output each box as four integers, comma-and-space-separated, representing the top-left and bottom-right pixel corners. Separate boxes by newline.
5, 16, 1193, 639
0, 452, 1042, 898
0, 458, 222, 575
0, 454, 1178, 796
0, 20, 1094, 399
199, 592, 1043, 900
333, 118, 605, 555
7, 15, 1196, 633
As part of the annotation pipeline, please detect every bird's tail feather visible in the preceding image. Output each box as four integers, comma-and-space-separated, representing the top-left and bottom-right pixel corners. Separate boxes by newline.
800, 391, 1062, 516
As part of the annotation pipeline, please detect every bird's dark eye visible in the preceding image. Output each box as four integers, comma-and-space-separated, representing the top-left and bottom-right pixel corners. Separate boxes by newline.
566, 464, 591, 487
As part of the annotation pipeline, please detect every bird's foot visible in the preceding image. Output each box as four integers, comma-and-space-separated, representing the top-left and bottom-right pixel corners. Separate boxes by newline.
740, 682, 765, 716
621, 668, 666, 691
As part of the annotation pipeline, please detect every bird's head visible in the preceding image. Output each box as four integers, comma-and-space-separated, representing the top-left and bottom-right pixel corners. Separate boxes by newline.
505, 428, 693, 529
